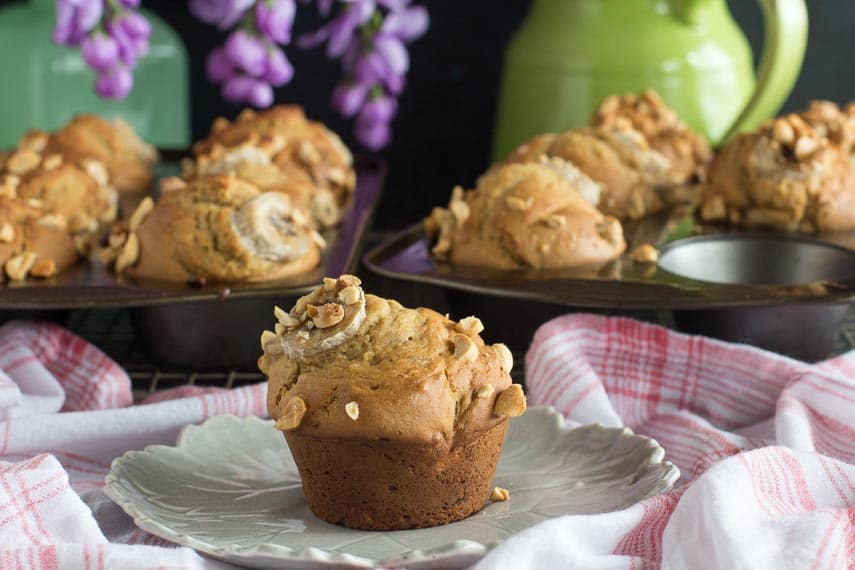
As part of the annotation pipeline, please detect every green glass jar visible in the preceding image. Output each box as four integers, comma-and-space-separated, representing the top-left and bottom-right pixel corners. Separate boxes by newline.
0, 0, 189, 148
492, 0, 808, 160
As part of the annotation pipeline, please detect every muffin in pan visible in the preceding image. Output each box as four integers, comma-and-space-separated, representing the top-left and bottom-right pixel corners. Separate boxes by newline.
260, 275, 526, 530
507, 90, 710, 220
189, 106, 356, 228
18, 114, 159, 202
426, 160, 626, 269
0, 194, 78, 281
0, 149, 117, 237
102, 173, 323, 283
699, 111, 855, 232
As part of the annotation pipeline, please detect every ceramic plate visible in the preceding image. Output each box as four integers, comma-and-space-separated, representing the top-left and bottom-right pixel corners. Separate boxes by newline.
105, 407, 679, 569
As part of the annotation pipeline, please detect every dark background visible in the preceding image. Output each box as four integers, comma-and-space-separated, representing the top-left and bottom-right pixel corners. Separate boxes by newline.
4, 1, 855, 228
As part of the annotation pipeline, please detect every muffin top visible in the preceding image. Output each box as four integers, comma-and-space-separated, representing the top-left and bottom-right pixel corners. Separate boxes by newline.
260, 275, 525, 448
700, 111, 855, 232
193, 106, 356, 204
426, 160, 626, 269
19, 114, 158, 193
592, 90, 712, 185
103, 173, 322, 282
0, 150, 117, 236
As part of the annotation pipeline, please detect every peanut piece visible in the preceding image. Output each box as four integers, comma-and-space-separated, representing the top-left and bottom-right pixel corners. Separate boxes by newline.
772, 119, 795, 145
275, 397, 307, 431
260, 330, 276, 349
274, 305, 301, 328
494, 384, 527, 417
630, 243, 659, 264
492, 343, 514, 374
338, 285, 361, 305
0, 223, 14, 243
454, 333, 478, 362
337, 274, 361, 290
794, 136, 818, 160
490, 487, 510, 502
545, 214, 566, 228
161, 177, 187, 193
449, 198, 470, 225
128, 197, 154, 231
309, 302, 344, 328
6, 150, 40, 175
38, 214, 67, 229
114, 232, 140, 273
5, 252, 36, 281
296, 141, 321, 165
42, 154, 63, 171
505, 195, 532, 211
455, 316, 484, 336
29, 259, 56, 278
476, 384, 494, 399
345, 401, 359, 421
82, 159, 109, 186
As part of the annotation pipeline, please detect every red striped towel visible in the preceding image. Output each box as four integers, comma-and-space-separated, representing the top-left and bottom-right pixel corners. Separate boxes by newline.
0, 321, 261, 569
475, 314, 855, 570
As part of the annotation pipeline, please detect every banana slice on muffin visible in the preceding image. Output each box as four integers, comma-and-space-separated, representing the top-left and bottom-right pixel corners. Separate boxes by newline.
259, 275, 526, 530
102, 173, 322, 282
191, 106, 356, 227
426, 160, 626, 269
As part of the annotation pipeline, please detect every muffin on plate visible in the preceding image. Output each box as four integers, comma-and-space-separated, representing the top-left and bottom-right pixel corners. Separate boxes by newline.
259, 275, 526, 530
426, 160, 626, 269
188, 106, 356, 228
102, 173, 323, 283
18, 114, 159, 202
507, 90, 710, 219
0, 193, 78, 281
699, 111, 855, 232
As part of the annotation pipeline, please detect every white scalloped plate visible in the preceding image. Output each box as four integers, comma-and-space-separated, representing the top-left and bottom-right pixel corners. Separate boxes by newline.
105, 407, 679, 569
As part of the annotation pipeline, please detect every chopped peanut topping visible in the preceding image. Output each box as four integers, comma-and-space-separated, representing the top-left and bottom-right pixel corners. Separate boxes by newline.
490, 487, 510, 502
494, 384, 527, 417
275, 397, 307, 431
455, 316, 484, 336
345, 401, 360, 421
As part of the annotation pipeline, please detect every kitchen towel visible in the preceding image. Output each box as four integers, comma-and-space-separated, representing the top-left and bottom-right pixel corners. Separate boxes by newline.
1, 317, 854, 569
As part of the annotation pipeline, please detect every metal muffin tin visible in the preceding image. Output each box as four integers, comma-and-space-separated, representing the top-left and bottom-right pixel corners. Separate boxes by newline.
363, 211, 855, 361
0, 159, 386, 369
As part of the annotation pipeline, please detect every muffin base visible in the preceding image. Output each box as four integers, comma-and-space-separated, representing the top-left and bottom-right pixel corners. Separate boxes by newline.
284, 420, 509, 530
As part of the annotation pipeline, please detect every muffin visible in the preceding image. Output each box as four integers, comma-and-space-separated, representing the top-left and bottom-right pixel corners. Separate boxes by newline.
182, 133, 339, 228
1, 149, 117, 237
190, 106, 356, 227
0, 193, 78, 281
426, 160, 626, 269
507, 91, 710, 219
699, 112, 855, 232
592, 90, 712, 186
102, 173, 323, 283
259, 275, 526, 530
19, 115, 159, 201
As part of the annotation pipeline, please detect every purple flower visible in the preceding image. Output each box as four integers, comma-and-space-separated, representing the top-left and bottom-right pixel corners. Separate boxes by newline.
247, 80, 274, 107
362, 94, 398, 124
81, 33, 119, 72
221, 75, 256, 102
206, 46, 235, 83
264, 47, 294, 85
117, 11, 152, 40
190, 0, 255, 30
53, 0, 103, 45
106, 18, 144, 67
353, 51, 389, 84
255, 0, 296, 45
331, 82, 369, 118
118, 0, 141, 8
225, 29, 267, 77
95, 65, 133, 99
355, 109, 392, 150
374, 34, 408, 75
381, 5, 428, 40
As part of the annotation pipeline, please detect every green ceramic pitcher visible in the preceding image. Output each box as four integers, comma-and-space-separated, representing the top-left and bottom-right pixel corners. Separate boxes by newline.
0, 0, 190, 149
492, 0, 808, 160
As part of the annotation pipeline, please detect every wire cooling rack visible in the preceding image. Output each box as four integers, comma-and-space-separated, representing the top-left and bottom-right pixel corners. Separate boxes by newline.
65, 300, 855, 398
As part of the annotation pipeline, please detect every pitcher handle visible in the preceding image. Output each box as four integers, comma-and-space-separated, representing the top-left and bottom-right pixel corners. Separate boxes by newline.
721, 0, 808, 142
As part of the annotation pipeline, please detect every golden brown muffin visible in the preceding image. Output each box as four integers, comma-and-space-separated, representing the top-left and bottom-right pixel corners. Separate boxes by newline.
102, 174, 323, 283
192, 106, 355, 224
592, 90, 712, 185
260, 275, 526, 530
183, 134, 341, 228
427, 160, 626, 269
19, 115, 159, 198
798, 100, 855, 156
0, 192, 78, 281
699, 112, 855, 232
1, 149, 117, 238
